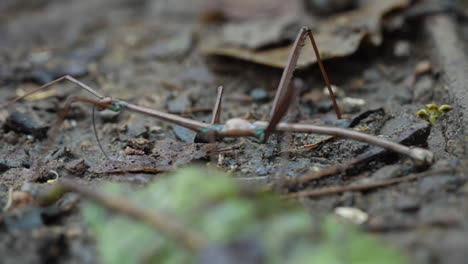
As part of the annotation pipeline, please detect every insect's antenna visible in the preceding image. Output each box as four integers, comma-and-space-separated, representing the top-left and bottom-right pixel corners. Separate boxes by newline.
33, 97, 112, 181
305, 29, 341, 119
0, 75, 105, 109
92, 106, 111, 160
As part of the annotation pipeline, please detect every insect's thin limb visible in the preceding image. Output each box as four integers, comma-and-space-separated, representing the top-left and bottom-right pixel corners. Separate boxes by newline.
255, 121, 434, 165
92, 106, 111, 160
265, 28, 309, 141
306, 29, 341, 119
211, 86, 224, 125
1, 75, 105, 109
269, 28, 308, 119
208, 86, 224, 162
264, 78, 298, 142
121, 102, 211, 132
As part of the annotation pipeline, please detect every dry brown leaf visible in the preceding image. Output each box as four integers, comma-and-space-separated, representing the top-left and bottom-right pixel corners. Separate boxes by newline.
200, 0, 301, 21
201, 0, 409, 68
155, 0, 301, 21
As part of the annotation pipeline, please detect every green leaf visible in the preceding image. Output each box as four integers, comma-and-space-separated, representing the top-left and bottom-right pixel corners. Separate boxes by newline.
83, 166, 408, 264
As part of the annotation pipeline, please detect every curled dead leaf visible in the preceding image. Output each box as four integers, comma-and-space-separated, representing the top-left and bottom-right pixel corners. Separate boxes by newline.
202, 0, 409, 68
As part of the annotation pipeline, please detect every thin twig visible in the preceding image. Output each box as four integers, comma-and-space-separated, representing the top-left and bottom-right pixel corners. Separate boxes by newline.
285, 166, 457, 199
286, 135, 334, 153
59, 178, 208, 252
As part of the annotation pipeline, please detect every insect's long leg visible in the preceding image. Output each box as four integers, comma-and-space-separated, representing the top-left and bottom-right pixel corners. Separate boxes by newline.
305, 29, 341, 119
264, 28, 310, 141
254, 120, 433, 164
265, 27, 342, 142
211, 86, 224, 125
264, 78, 297, 141
0, 75, 105, 109
208, 86, 224, 161
269, 28, 308, 120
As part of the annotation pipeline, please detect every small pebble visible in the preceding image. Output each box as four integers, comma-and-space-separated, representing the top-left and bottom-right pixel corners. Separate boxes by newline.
4, 208, 43, 231
353, 164, 402, 185
394, 40, 411, 57
167, 94, 191, 113
334, 207, 368, 225
255, 164, 271, 176
123, 146, 146, 156
56, 62, 88, 77
65, 159, 90, 175
3, 131, 18, 145
4, 112, 49, 139
395, 195, 420, 212
341, 97, 366, 113
363, 68, 381, 82
418, 174, 456, 193
250, 88, 268, 102
0, 161, 9, 173
22, 69, 54, 85
323, 85, 344, 97
99, 109, 120, 123
172, 125, 197, 143
413, 75, 434, 102
304, 0, 356, 15
414, 60, 432, 75
126, 137, 153, 153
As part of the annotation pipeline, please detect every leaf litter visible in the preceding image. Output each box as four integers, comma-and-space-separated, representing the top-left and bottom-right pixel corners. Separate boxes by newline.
1, 0, 467, 263
201, 0, 410, 68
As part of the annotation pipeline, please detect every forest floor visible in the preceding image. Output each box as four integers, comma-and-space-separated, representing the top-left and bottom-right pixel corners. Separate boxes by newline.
0, 0, 467, 263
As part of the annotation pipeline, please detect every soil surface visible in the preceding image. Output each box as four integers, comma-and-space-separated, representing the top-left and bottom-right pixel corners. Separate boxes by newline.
1, 1, 467, 263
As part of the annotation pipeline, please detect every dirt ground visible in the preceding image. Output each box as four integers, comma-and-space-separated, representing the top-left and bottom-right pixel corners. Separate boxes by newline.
1, 0, 467, 263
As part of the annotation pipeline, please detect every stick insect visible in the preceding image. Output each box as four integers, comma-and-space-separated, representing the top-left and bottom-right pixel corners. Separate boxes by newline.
1, 27, 434, 173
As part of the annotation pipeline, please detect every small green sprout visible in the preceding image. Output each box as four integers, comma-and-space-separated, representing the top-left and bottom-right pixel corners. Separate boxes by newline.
417, 104, 452, 125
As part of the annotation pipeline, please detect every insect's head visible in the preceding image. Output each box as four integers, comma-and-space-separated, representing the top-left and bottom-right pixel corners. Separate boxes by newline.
96, 97, 122, 112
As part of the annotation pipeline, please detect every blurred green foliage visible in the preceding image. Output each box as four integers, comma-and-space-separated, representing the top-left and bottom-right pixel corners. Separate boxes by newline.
83, 167, 408, 264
